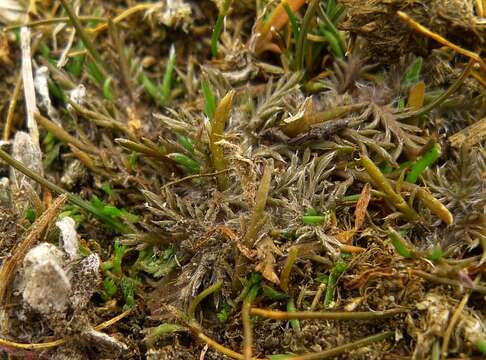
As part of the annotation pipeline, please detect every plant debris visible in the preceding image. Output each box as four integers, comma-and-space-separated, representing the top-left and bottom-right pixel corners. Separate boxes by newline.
0, 0, 485, 359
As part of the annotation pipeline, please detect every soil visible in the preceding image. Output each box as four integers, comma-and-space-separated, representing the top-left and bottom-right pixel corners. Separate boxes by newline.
0, 1, 485, 359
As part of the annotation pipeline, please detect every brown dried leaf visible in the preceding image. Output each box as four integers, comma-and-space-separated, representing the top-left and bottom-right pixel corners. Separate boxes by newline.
0, 32, 13, 66
337, 229, 355, 244
354, 183, 371, 231
255, 237, 283, 284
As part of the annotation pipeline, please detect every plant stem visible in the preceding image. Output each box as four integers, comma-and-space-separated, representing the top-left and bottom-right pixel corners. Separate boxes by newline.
211, 0, 233, 58
89, 3, 158, 34
242, 285, 259, 360
188, 281, 223, 319
195, 330, 247, 360
287, 298, 301, 332
412, 270, 486, 294
397, 12, 486, 72
280, 247, 299, 293
210, 90, 235, 190
388, 227, 413, 258
324, 259, 347, 308
295, 0, 320, 70
34, 113, 97, 153
162, 44, 177, 100
243, 162, 273, 247
3, 74, 22, 141
5, 16, 104, 31
250, 308, 406, 320
359, 155, 419, 222
440, 276, 478, 359
406, 144, 441, 184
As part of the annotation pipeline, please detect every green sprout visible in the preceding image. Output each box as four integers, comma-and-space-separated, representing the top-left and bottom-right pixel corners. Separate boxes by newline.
303, 208, 328, 225
102, 239, 129, 277
121, 276, 136, 311
176, 134, 194, 153
287, 298, 301, 332
25, 208, 37, 224
102, 277, 117, 300
161, 44, 177, 100
167, 153, 201, 173
90, 195, 138, 232
282, 2, 300, 45
42, 131, 61, 168
388, 227, 413, 259
268, 354, 295, 360
406, 144, 441, 184
144, 323, 185, 346
426, 246, 443, 263
262, 285, 288, 301
211, 0, 233, 58
139, 45, 177, 106
475, 338, 486, 356
217, 302, 231, 323
87, 59, 106, 86
402, 57, 423, 87
324, 258, 347, 308
134, 246, 177, 278
102, 77, 114, 101
202, 81, 216, 119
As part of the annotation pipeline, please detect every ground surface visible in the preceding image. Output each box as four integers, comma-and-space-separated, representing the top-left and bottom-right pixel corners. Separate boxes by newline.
0, 1, 485, 359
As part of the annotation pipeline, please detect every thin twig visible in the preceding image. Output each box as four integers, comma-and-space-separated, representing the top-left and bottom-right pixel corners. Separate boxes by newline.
310, 283, 326, 311
94, 308, 133, 331
242, 286, 258, 360
3, 73, 22, 141
412, 270, 486, 294
4, 16, 104, 31
250, 308, 407, 320
89, 3, 159, 34
187, 281, 223, 319
470, 69, 486, 88
34, 112, 98, 153
441, 291, 470, 358
397, 11, 486, 72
